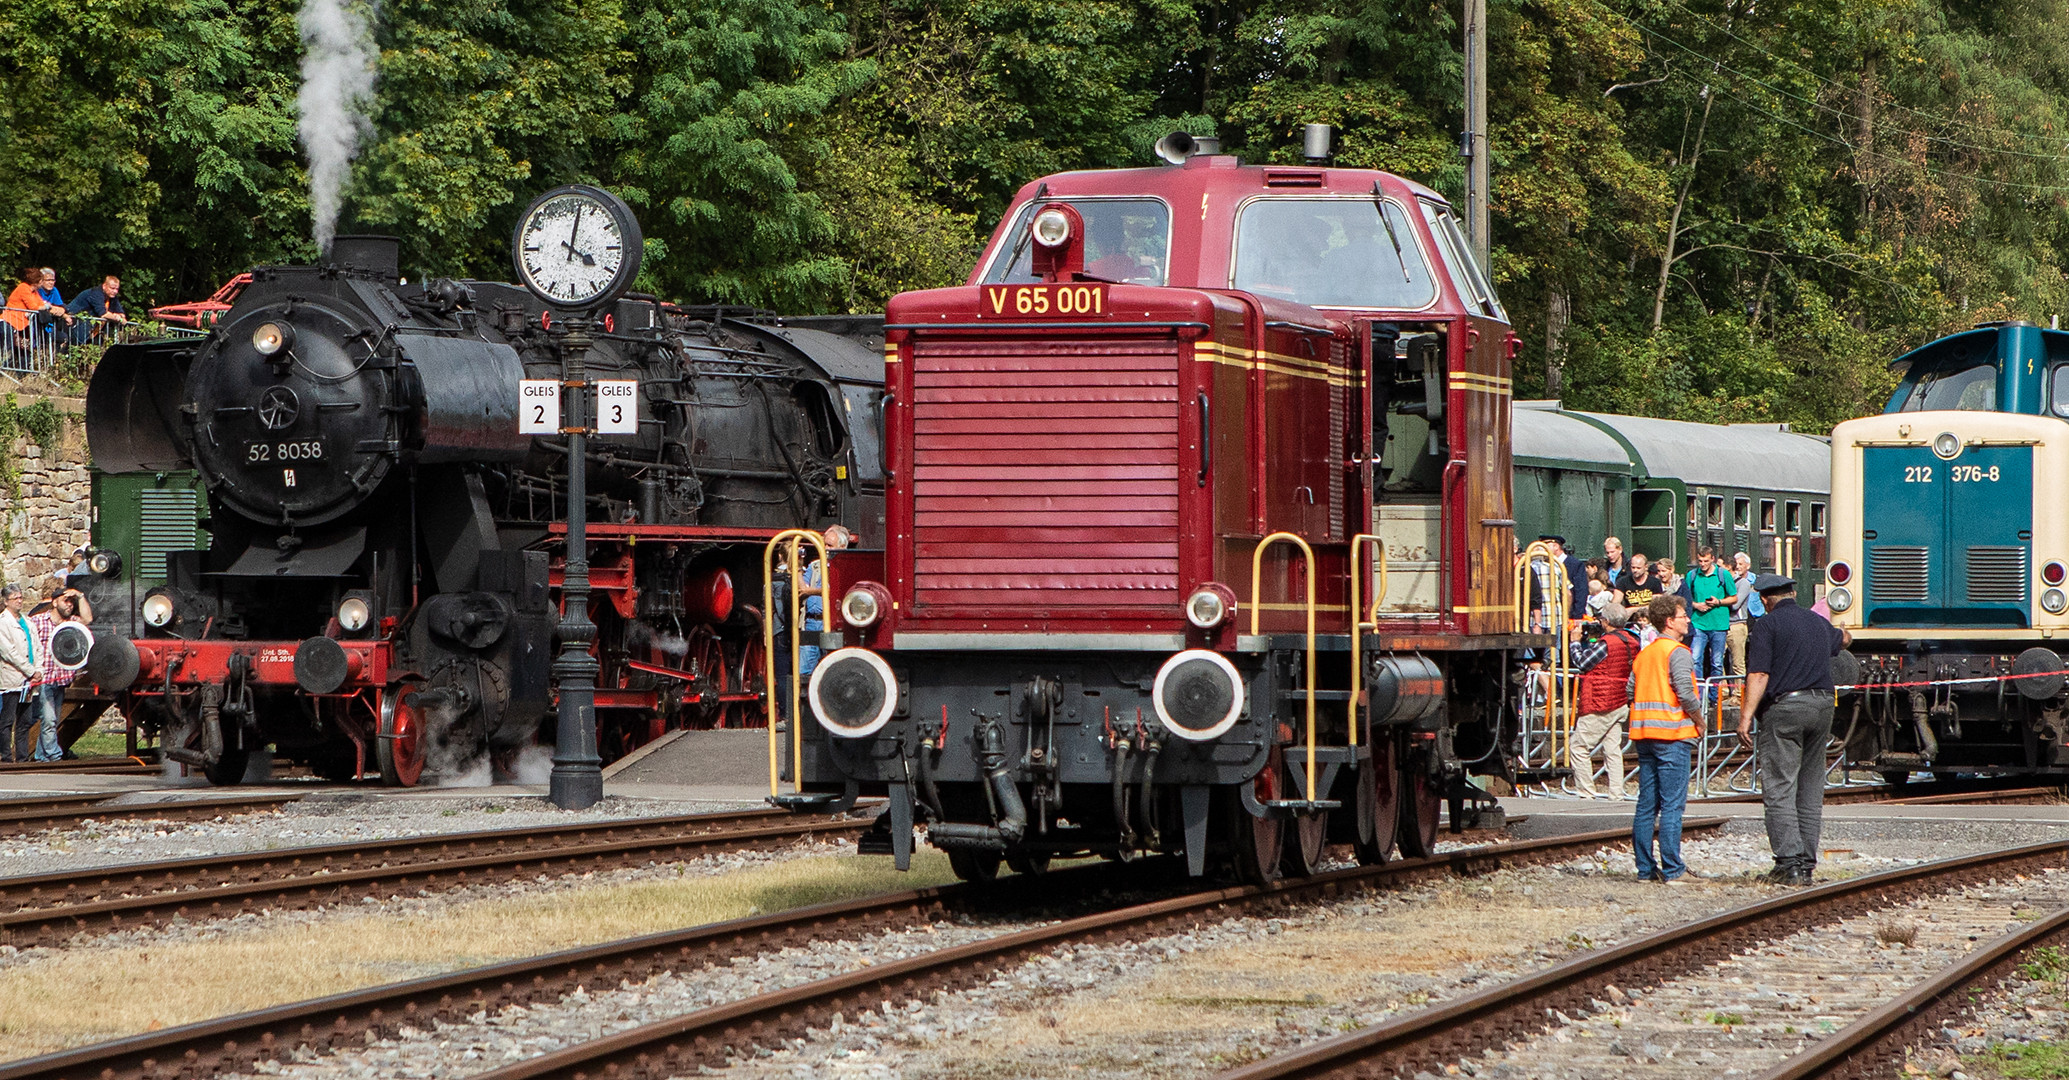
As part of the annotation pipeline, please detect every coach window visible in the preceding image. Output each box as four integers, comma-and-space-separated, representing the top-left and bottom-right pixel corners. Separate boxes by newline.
1707, 496, 1725, 527
1760, 499, 1777, 532
1786, 500, 1802, 533
1734, 497, 1751, 529
1902, 362, 1995, 411
982, 198, 1171, 286
1232, 198, 1437, 309
1811, 503, 1827, 534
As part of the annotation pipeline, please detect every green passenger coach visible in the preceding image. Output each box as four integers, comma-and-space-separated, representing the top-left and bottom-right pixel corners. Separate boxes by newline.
1829, 321, 2069, 777
1511, 402, 1832, 597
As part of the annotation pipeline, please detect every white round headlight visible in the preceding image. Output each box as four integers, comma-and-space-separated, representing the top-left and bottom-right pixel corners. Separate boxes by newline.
141, 593, 176, 628
337, 596, 371, 632
1185, 588, 1229, 629
1825, 587, 1852, 613
840, 587, 881, 629
1933, 432, 1961, 459
1031, 207, 1073, 248
2044, 589, 2067, 615
251, 321, 293, 357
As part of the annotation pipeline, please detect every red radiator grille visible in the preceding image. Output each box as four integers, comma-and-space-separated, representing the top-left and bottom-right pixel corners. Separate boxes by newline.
910, 338, 1180, 612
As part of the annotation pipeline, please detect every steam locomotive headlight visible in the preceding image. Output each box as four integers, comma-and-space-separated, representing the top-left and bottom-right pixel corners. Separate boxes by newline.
2046, 562, 2066, 587
1825, 587, 1853, 614
2044, 589, 2068, 615
141, 591, 176, 629
336, 596, 371, 633
1185, 584, 1236, 629
250, 321, 295, 357
839, 582, 889, 629
1826, 561, 1851, 586
1031, 207, 1073, 248
1933, 432, 1961, 459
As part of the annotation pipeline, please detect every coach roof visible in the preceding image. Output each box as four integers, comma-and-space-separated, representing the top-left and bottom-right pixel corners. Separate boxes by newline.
1574, 411, 1829, 493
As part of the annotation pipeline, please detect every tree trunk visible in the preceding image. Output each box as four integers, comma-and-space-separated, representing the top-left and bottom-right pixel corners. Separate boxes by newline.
1652, 88, 1715, 334
1545, 287, 1569, 400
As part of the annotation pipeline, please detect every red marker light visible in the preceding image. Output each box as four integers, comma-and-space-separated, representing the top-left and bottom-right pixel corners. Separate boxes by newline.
2045, 562, 2065, 587
1827, 562, 1852, 586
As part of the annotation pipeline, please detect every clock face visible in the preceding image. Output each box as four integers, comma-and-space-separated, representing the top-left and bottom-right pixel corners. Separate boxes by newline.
515, 189, 637, 307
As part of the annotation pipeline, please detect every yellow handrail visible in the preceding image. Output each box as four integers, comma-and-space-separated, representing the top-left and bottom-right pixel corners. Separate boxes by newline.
1515, 541, 1575, 770
1347, 534, 1388, 749
1250, 532, 1319, 807
762, 529, 830, 798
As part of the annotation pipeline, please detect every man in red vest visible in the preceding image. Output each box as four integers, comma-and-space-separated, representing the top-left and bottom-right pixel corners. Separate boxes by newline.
1568, 606, 1642, 799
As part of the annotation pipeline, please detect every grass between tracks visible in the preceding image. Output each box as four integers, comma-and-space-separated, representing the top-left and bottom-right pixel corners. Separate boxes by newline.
0, 849, 958, 1059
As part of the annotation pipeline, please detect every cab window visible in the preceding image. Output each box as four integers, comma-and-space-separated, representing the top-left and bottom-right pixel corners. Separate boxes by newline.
1901, 362, 1996, 411
2052, 365, 2069, 416
1231, 198, 1437, 309
1419, 201, 1507, 321
983, 198, 1171, 286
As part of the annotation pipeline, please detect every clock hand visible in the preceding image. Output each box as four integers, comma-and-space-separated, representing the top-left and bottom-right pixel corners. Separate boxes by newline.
565, 206, 584, 262
560, 240, 597, 267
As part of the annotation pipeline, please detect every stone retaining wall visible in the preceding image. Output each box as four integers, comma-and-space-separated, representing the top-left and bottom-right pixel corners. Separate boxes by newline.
2, 395, 91, 599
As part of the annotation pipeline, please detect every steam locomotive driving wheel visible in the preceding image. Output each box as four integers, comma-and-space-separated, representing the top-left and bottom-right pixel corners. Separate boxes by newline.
379, 686, 428, 787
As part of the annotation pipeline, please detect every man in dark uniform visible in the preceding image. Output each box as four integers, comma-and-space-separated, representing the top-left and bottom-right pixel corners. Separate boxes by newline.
1735, 573, 1850, 886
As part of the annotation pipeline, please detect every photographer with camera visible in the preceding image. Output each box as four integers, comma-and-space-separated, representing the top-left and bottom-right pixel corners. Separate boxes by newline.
1567, 603, 1642, 799
25, 585, 90, 762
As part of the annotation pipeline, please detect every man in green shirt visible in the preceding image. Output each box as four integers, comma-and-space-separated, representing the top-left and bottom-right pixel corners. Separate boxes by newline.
1678, 546, 1736, 713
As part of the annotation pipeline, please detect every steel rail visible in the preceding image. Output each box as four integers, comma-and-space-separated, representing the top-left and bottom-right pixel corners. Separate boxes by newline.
1751, 903, 2069, 1080
0, 793, 301, 838
461, 821, 1726, 1080
0, 758, 158, 775
1694, 778, 2065, 806
1213, 838, 2069, 1080
0, 821, 1676, 1080
0, 808, 867, 943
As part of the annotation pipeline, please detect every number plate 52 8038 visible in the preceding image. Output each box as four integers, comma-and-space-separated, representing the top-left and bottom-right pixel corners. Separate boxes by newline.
977, 283, 1109, 319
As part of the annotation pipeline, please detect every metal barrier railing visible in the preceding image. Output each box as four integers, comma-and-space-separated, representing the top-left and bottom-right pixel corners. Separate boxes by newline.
1249, 531, 1327, 808
1, 308, 204, 376
761, 529, 829, 799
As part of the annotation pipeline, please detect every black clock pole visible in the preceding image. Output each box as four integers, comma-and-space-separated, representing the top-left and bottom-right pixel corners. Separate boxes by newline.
550, 311, 604, 809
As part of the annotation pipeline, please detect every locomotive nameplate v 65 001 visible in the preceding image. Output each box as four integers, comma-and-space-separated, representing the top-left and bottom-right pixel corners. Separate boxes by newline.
977, 283, 1110, 319
243, 439, 327, 465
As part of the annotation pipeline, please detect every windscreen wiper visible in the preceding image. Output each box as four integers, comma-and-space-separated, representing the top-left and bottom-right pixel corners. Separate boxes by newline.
1373, 182, 1412, 283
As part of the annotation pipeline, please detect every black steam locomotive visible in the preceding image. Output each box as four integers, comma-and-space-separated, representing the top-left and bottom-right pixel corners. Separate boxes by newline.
85, 236, 883, 784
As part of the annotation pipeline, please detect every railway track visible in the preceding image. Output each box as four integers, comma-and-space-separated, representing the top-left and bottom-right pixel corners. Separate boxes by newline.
0, 817, 1670, 1080
1694, 778, 2067, 807
0, 806, 871, 944
1213, 838, 2069, 1079
0, 792, 302, 838
0, 757, 159, 776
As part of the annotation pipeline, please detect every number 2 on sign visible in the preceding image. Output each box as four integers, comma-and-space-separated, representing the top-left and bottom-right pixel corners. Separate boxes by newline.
1904, 465, 1933, 482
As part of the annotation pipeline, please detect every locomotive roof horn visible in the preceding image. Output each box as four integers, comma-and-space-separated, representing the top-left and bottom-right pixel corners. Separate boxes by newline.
1154, 131, 1222, 165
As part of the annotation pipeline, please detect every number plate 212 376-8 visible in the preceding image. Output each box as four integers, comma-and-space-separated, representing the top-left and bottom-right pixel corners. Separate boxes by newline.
977, 283, 1110, 319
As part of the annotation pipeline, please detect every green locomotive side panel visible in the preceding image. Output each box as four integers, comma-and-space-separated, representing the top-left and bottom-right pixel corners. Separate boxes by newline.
91, 469, 208, 585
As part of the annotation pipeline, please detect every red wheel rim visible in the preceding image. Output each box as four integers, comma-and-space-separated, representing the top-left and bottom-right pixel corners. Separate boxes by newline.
379, 690, 426, 787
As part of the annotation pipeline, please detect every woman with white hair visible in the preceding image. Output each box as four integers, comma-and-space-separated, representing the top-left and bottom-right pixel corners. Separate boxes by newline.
0, 585, 38, 762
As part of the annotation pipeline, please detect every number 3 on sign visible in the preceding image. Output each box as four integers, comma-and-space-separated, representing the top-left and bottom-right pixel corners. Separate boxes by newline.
519, 379, 560, 434
597, 380, 638, 435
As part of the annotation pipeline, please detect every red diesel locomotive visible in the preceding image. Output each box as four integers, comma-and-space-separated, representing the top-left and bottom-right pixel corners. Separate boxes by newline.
789, 134, 1544, 882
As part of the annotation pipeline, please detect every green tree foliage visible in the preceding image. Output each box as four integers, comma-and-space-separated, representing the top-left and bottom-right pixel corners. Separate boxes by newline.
8, 0, 2069, 430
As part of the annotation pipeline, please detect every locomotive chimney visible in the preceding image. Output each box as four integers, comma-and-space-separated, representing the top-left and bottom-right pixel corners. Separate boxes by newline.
1303, 123, 1334, 164
325, 234, 401, 281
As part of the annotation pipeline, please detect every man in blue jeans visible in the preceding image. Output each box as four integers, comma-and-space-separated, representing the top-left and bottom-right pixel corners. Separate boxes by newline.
1627, 595, 1705, 882
1678, 546, 1735, 712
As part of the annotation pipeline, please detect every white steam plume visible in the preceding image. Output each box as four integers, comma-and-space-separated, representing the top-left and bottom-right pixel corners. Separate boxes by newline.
295, 0, 378, 251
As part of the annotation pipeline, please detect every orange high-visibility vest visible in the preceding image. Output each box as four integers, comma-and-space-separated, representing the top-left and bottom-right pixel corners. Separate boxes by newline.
1629, 637, 1700, 741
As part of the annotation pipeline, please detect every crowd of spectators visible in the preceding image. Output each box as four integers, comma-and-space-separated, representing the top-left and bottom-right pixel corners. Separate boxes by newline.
5, 266, 128, 359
